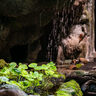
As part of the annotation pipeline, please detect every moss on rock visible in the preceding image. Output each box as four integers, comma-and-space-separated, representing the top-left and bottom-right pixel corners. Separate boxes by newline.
56, 80, 83, 96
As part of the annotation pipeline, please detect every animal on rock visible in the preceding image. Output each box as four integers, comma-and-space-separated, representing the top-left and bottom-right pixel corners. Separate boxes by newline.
57, 24, 88, 65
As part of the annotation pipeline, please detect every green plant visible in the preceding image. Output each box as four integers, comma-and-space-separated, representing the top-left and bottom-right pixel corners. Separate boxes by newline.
0, 61, 65, 94
76, 63, 83, 69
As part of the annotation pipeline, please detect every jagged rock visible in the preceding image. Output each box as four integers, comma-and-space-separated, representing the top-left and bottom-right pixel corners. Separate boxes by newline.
0, 0, 66, 62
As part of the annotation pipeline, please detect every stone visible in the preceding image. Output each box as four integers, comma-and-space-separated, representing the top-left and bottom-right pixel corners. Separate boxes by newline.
0, 84, 28, 96
79, 58, 88, 63
64, 60, 72, 64
81, 80, 96, 96
56, 80, 83, 96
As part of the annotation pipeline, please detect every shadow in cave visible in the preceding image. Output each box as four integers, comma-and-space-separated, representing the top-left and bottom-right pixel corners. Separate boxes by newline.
36, 21, 53, 62
10, 44, 28, 63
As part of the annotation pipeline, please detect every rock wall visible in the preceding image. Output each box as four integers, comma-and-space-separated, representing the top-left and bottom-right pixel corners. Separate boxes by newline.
0, 0, 95, 63
0, 0, 66, 62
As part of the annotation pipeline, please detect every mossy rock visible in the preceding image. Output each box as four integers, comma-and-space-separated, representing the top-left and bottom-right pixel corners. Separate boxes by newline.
56, 80, 83, 96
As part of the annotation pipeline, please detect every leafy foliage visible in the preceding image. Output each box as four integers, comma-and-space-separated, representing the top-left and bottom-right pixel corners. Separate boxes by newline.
0, 61, 65, 94
76, 63, 83, 69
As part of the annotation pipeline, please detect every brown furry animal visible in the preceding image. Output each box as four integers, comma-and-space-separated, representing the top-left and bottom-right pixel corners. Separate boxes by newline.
57, 24, 88, 64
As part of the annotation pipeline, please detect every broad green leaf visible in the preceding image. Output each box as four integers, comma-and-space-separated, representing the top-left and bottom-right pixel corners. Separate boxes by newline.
38, 73, 43, 81
18, 63, 28, 70
33, 71, 39, 78
29, 71, 34, 75
52, 74, 59, 78
12, 68, 21, 74
28, 63, 37, 68
0, 67, 10, 75
47, 62, 55, 66
50, 66, 57, 71
21, 70, 28, 76
41, 64, 49, 70
34, 66, 42, 70
9, 62, 17, 68
45, 70, 54, 76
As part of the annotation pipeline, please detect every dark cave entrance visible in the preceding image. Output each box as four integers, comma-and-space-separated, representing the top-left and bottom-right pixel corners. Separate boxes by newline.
10, 44, 28, 63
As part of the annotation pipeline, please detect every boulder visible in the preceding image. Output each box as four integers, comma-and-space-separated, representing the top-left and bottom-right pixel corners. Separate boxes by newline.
56, 80, 83, 96
0, 84, 28, 96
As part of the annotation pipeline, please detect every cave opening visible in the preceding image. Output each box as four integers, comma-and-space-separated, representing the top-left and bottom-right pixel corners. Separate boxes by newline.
10, 44, 28, 63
